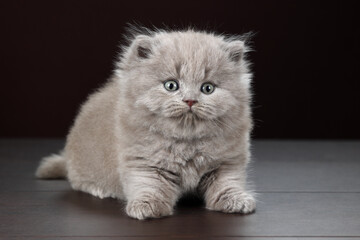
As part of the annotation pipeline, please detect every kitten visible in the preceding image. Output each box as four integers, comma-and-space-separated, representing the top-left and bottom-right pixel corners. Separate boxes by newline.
35, 28, 256, 220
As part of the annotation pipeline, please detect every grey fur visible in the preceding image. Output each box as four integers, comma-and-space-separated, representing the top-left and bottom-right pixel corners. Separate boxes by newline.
35, 28, 256, 220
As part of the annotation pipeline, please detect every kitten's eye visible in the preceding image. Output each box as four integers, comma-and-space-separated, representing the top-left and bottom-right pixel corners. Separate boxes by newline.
201, 82, 215, 95
164, 80, 179, 92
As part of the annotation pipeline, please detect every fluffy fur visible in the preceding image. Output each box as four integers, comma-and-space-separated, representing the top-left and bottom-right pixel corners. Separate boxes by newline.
36, 28, 256, 219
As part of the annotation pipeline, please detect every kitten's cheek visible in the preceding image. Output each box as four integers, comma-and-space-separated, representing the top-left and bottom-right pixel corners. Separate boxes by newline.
135, 98, 161, 114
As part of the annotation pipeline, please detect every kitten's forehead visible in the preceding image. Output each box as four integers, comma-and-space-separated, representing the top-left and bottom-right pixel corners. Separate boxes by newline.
153, 31, 228, 82
156, 31, 223, 60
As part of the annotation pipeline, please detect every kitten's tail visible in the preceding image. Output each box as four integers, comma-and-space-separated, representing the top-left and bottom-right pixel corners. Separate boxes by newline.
35, 152, 67, 179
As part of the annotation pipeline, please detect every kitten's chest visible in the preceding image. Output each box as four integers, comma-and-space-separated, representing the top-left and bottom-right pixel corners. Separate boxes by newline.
178, 157, 215, 192
155, 141, 220, 191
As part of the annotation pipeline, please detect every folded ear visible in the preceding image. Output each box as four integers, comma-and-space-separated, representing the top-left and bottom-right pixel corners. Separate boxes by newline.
129, 35, 154, 60
223, 40, 245, 63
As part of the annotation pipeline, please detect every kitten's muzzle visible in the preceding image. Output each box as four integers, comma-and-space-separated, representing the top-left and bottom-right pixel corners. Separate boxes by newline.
183, 99, 197, 108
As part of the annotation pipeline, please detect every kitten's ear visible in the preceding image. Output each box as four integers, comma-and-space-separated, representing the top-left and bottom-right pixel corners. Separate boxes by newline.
131, 35, 153, 60
223, 40, 245, 63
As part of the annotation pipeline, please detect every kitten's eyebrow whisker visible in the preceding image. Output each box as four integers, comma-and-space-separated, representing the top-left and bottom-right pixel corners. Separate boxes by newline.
175, 63, 182, 77
204, 67, 210, 80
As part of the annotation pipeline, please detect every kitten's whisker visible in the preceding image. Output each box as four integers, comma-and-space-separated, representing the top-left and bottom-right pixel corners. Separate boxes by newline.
215, 118, 236, 131
194, 105, 218, 119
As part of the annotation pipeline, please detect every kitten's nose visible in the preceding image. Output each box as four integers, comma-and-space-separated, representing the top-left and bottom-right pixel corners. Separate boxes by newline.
183, 99, 197, 107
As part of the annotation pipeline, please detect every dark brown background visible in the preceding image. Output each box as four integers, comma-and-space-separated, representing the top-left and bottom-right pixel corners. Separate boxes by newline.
1, 0, 359, 139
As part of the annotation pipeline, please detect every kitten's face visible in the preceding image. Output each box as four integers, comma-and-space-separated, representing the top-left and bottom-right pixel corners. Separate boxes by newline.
119, 31, 251, 139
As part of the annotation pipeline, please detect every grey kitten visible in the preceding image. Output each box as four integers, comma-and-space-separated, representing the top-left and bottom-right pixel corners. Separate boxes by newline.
36, 28, 256, 220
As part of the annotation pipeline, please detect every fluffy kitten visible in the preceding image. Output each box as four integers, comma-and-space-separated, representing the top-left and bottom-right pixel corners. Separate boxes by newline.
36, 28, 256, 220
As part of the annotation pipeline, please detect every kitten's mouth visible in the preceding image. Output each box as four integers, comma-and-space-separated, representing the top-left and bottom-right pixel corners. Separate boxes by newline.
172, 108, 197, 118
163, 104, 206, 121
184, 108, 201, 119
186, 106, 199, 115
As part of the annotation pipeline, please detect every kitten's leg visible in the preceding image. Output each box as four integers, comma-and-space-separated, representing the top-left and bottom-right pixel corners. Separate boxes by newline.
199, 163, 256, 214
123, 166, 181, 220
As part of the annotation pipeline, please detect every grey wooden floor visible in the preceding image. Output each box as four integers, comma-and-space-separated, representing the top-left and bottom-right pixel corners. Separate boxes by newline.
0, 139, 359, 240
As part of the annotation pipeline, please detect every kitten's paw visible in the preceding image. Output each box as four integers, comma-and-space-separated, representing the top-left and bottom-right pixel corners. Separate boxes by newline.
207, 191, 256, 214
126, 198, 173, 220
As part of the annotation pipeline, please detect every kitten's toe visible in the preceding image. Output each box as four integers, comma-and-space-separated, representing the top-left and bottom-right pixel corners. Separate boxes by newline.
207, 191, 256, 214
126, 198, 173, 220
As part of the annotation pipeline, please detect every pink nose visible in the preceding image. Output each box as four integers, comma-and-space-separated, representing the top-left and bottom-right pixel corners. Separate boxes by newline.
183, 100, 197, 107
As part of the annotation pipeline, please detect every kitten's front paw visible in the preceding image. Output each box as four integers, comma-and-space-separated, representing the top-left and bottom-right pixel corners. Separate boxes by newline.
207, 191, 256, 214
126, 198, 173, 220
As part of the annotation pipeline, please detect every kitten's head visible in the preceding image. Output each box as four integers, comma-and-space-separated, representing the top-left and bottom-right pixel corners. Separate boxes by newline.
116, 29, 252, 139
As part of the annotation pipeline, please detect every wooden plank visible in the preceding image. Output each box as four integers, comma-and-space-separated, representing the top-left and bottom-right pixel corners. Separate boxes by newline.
251, 140, 360, 192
